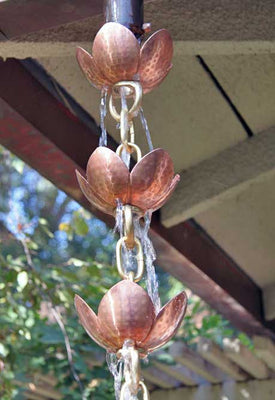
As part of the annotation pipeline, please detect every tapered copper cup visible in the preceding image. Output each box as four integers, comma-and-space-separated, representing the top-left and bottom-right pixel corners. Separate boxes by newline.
76, 147, 180, 216
76, 22, 173, 93
75, 280, 187, 354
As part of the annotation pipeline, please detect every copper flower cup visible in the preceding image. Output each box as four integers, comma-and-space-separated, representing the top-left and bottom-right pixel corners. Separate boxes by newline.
75, 280, 187, 354
76, 147, 180, 216
76, 22, 173, 93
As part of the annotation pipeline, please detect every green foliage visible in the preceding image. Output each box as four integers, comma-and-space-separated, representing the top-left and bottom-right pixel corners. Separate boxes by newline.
0, 146, 251, 399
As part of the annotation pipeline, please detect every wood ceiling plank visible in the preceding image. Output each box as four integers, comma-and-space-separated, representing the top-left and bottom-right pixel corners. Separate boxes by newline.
38, 54, 247, 173
263, 283, 275, 321
223, 338, 270, 379
0, 0, 102, 39
203, 55, 275, 134
142, 366, 181, 389
152, 360, 198, 386
254, 336, 275, 372
151, 379, 275, 400
162, 126, 275, 226
2, 0, 275, 42
2, 40, 275, 60
197, 339, 248, 381
169, 342, 226, 383
195, 175, 275, 290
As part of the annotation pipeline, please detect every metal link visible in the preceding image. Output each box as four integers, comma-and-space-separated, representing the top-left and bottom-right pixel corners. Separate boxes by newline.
116, 236, 144, 282
123, 205, 135, 249
129, 121, 135, 144
120, 381, 150, 400
109, 81, 142, 122
125, 346, 140, 395
116, 142, 142, 162
110, 81, 142, 161
120, 108, 129, 147
111, 81, 145, 283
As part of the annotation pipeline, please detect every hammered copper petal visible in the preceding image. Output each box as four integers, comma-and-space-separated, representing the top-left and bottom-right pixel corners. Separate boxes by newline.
140, 291, 187, 353
86, 147, 129, 208
142, 65, 172, 94
98, 280, 155, 350
75, 295, 116, 352
149, 173, 180, 212
130, 149, 175, 211
76, 47, 112, 90
93, 22, 140, 84
76, 170, 115, 215
139, 29, 173, 91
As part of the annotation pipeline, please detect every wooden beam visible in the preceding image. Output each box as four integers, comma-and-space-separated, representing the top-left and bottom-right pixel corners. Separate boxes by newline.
197, 339, 248, 381
26, 383, 62, 400
152, 360, 198, 386
223, 338, 269, 379
169, 342, 226, 383
162, 127, 275, 227
0, 59, 115, 228
34, 373, 57, 386
0, 58, 114, 172
150, 219, 275, 338
151, 379, 275, 400
23, 393, 45, 400
142, 366, 180, 389
14, 380, 62, 400
1, 58, 274, 339
254, 336, 275, 372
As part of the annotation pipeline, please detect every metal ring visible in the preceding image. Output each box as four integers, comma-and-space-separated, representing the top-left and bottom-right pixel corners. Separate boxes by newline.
116, 143, 142, 162
109, 81, 142, 122
123, 205, 135, 249
120, 108, 129, 146
120, 381, 150, 400
139, 381, 150, 400
116, 236, 144, 282
129, 121, 135, 144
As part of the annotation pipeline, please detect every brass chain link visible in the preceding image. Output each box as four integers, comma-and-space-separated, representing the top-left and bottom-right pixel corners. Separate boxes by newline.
120, 381, 150, 400
115, 205, 144, 282
110, 81, 142, 159
116, 236, 144, 282
109, 82, 149, 400
110, 83, 145, 283
109, 81, 142, 122
118, 344, 150, 399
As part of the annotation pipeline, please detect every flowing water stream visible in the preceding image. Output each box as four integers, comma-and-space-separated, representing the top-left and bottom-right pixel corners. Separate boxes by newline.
134, 212, 161, 313
114, 203, 161, 313
99, 88, 108, 146
107, 341, 140, 400
108, 90, 159, 399
139, 108, 154, 152
106, 352, 123, 400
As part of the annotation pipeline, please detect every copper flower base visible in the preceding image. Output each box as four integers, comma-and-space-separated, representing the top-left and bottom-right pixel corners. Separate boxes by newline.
76, 147, 180, 216
76, 22, 173, 93
75, 280, 187, 354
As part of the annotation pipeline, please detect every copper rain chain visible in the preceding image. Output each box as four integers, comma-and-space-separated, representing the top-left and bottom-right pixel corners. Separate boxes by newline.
74, 2, 187, 398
